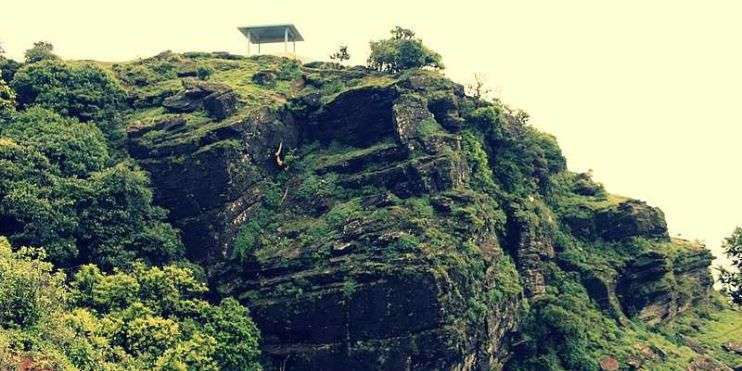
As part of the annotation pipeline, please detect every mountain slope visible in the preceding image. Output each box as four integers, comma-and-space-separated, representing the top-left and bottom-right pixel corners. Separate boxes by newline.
115, 52, 739, 370
0, 49, 739, 370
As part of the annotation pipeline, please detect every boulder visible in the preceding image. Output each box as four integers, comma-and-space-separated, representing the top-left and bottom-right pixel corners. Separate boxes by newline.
204, 90, 238, 120
599, 356, 620, 371
722, 341, 742, 355
162, 79, 234, 115
252, 70, 277, 86
687, 357, 734, 371
427, 92, 465, 132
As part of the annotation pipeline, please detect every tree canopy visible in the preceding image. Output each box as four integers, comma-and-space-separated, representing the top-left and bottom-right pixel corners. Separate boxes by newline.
0, 236, 261, 370
0, 108, 182, 269
719, 227, 742, 304
23, 41, 59, 64
368, 26, 443, 73
10, 59, 126, 141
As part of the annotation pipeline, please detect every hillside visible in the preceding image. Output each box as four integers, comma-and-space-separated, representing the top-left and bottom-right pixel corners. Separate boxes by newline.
0, 48, 740, 370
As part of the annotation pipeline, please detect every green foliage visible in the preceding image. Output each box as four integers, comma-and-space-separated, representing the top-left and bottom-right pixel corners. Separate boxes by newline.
11, 59, 126, 140
1, 106, 108, 176
0, 108, 182, 269
0, 79, 14, 112
464, 105, 566, 197
368, 26, 443, 73
23, 41, 59, 64
197, 64, 215, 80
488, 255, 522, 304
113, 63, 161, 86
719, 227, 742, 304
0, 238, 261, 370
277, 59, 302, 81
0, 237, 66, 329
507, 266, 618, 370
0, 56, 21, 83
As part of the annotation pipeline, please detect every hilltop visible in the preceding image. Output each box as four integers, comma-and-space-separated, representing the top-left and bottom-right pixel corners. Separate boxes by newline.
0, 44, 739, 370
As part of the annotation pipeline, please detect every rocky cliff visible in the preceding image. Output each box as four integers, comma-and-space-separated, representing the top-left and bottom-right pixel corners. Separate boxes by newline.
116, 52, 735, 370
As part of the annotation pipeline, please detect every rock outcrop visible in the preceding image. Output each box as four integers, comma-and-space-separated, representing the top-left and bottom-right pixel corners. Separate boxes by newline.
596, 200, 670, 241
162, 79, 238, 120
616, 246, 713, 324
121, 56, 723, 370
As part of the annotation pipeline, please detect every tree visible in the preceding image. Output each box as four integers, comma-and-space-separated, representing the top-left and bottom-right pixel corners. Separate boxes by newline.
0, 79, 13, 112
719, 227, 742, 305
329, 45, 351, 64
0, 108, 183, 269
24, 41, 59, 64
0, 238, 262, 370
10, 59, 126, 141
467, 73, 493, 103
391, 26, 416, 40
0, 56, 21, 83
368, 26, 444, 73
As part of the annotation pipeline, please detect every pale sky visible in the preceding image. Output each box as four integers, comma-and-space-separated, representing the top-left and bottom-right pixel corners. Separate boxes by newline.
1, 1, 740, 268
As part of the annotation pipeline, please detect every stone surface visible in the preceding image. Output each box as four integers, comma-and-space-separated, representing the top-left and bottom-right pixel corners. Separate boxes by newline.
687, 357, 734, 371
124, 65, 722, 370
722, 342, 742, 355
307, 86, 399, 147
599, 356, 620, 371
162, 79, 233, 113
596, 200, 670, 241
616, 248, 713, 324
252, 70, 277, 86
204, 90, 238, 120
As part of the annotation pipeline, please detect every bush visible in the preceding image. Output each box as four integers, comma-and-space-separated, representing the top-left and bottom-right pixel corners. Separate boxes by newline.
277, 59, 302, 81
197, 64, 215, 80
0, 238, 66, 328
368, 26, 443, 73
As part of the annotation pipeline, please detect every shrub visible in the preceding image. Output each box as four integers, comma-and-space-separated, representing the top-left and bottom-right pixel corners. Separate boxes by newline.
197, 64, 215, 80
0, 238, 66, 328
0, 57, 21, 83
277, 59, 302, 81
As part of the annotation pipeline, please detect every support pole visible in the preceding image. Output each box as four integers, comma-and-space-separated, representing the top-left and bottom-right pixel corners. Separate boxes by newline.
284, 27, 289, 53
293, 39, 296, 53
258, 42, 261, 54
247, 32, 251, 55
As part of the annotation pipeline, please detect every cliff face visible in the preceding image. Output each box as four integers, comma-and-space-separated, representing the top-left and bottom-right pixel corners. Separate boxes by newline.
119, 53, 727, 370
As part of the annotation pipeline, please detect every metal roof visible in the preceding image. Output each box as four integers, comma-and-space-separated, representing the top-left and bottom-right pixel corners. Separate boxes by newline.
238, 24, 304, 43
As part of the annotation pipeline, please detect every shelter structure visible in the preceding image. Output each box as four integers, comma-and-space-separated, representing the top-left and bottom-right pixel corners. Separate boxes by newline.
238, 24, 304, 55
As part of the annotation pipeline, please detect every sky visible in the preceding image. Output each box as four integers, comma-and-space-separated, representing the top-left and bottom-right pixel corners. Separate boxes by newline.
1, 1, 740, 268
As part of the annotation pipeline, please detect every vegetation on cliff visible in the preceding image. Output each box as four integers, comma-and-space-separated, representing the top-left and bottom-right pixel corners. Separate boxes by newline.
0, 28, 739, 370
